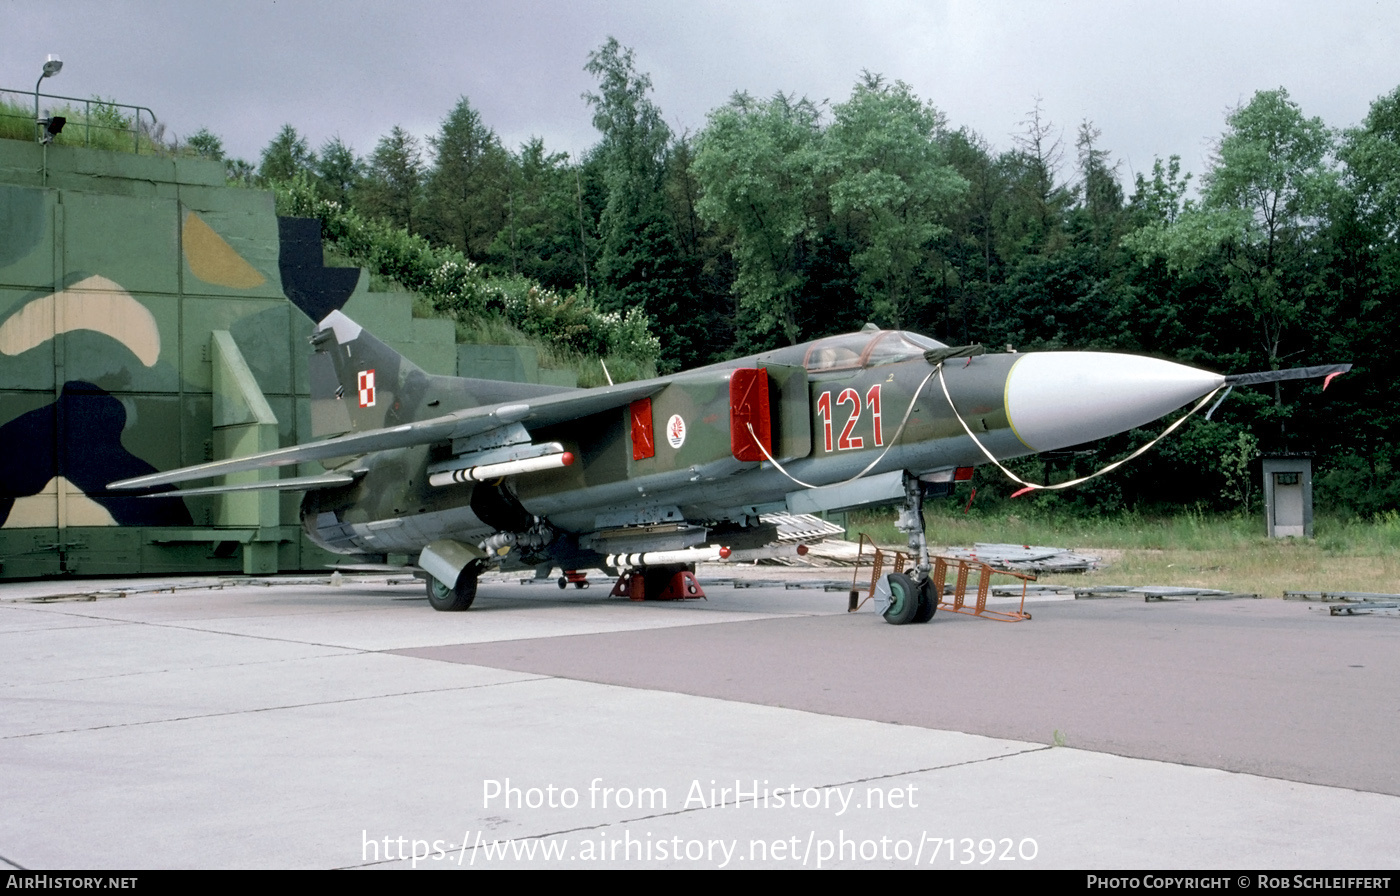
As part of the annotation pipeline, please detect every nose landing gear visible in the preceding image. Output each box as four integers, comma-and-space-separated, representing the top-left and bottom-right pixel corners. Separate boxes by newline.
883, 473, 937, 626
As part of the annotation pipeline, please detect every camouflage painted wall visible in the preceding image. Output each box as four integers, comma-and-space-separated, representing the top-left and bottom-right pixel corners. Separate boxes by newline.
0, 139, 459, 577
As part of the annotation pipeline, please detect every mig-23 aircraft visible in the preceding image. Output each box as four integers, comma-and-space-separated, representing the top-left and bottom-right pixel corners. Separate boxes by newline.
108, 311, 1348, 623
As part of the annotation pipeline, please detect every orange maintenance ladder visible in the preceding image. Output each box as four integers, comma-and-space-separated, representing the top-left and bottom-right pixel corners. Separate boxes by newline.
849, 534, 1035, 622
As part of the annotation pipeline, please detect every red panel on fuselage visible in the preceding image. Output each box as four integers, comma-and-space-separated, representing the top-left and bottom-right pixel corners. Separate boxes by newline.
729, 368, 772, 462
630, 397, 655, 460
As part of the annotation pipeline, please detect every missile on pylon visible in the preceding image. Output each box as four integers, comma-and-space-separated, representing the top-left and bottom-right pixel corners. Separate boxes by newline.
428, 451, 575, 486
606, 546, 729, 569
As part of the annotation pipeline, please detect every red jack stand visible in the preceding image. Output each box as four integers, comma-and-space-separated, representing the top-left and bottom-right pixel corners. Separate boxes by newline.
610, 573, 644, 600
609, 569, 707, 601
656, 570, 705, 600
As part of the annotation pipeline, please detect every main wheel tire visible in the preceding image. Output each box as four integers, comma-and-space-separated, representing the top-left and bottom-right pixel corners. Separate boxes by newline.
913, 577, 937, 623
426, 564, 480, 611
883, 572, 921, 625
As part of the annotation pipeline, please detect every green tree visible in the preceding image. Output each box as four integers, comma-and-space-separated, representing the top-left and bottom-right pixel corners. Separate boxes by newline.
1317, 86, 1400, 502
186, 127, 224, 161
933, 128, 1007, 342
424, 98, 511, 261
1128, 155, 1192, 227
1130, 90, 1336, 382
663, 132, 732, 357
584, 38, 696, 370
315, 137, 361, 207
225, 157, 256, 187
1202, 89, 1336, 389
823, 74, 967, 329
1340, 86, 1400, 287
1124, 88, 1341, 461
1072, 121, 1125, 245
490, 138, 586, 290
358, 126, 424, 232
1001, 98, 1073, 256
258, 124, 315, 184
694, 91, 824, 345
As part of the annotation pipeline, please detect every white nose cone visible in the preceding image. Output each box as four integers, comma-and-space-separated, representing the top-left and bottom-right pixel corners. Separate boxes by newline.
1004, 353, 1225, 452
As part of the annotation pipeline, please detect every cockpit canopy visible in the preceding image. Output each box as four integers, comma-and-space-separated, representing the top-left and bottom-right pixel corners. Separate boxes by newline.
801, 329, 947, 371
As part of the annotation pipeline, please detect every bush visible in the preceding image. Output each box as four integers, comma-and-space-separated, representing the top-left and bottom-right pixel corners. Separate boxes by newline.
1315, 454, 1400, 517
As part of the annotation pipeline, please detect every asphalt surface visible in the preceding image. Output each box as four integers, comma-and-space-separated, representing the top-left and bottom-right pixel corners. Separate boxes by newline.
1, 569, 1396, 870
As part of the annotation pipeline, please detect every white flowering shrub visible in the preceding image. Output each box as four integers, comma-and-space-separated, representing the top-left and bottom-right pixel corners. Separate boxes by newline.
275, 175, 659, 368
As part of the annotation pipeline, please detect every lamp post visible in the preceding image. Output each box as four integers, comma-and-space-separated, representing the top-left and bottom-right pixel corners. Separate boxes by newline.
34, 55, 62, 142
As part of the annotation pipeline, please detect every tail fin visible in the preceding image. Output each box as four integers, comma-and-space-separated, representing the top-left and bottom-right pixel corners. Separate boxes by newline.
308, 311, 433, 437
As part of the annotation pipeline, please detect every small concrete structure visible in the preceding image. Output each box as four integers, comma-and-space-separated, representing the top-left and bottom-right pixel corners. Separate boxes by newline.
1262, 455, 1313, 538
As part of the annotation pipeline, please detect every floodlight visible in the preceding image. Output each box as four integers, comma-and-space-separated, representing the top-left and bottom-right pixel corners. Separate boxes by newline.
35, 56, 64, 143
40, 115, 66, 145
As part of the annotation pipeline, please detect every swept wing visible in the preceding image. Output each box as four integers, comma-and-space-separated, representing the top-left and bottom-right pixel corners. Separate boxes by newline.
108, 379, 660, 491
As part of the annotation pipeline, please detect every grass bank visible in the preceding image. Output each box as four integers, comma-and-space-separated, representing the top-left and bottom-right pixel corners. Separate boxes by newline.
1, 95, 167, 154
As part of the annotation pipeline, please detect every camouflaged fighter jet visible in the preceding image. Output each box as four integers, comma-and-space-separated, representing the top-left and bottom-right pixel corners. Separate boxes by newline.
108, 311, 1349, 623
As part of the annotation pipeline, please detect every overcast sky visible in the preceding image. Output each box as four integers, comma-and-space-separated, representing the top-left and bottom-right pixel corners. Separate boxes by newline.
6, 0, 1399, 187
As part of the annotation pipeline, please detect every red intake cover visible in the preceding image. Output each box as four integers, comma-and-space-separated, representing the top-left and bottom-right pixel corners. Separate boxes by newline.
631, 397, 655, 460
730, 368, 772, 462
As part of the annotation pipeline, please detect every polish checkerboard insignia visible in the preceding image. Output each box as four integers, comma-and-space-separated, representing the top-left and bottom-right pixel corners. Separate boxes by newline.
358, 369, 376, 408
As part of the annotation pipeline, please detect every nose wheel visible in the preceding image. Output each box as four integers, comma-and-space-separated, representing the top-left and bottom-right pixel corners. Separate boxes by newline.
880, 572, 921, 625
884, 473, 937, 625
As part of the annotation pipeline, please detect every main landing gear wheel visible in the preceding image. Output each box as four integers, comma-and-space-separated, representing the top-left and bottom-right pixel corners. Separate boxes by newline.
882, 572, 921, 626
426, 563, 480, 611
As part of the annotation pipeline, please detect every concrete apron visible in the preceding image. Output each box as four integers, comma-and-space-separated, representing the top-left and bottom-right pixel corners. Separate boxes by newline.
1, 573, 1396, 870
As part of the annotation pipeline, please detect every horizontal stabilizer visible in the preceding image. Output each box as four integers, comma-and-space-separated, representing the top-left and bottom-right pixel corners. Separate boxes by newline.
1224, 364, 1352, 386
